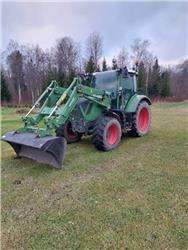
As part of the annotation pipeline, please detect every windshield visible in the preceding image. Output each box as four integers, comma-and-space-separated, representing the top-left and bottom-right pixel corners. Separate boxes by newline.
94, 71, 117, 92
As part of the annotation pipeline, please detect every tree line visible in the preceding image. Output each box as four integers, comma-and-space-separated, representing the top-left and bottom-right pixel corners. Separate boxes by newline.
1, 32, 187, 105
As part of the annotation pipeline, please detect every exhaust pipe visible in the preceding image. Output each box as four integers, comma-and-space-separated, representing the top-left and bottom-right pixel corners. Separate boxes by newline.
1, 131, 67, 169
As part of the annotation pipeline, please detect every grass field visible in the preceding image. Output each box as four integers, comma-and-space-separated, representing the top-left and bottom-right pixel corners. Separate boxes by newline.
1, 102, 188, 250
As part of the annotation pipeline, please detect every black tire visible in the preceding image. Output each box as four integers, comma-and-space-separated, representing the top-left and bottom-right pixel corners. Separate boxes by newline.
56, 120, 82, 144
91, 116, 122, 151
128, 101, 151, 137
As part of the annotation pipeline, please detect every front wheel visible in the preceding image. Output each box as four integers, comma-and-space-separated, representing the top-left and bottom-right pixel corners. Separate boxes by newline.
56, 120, 82, 144
128, 101, 151, 137
91, 116, 122, 151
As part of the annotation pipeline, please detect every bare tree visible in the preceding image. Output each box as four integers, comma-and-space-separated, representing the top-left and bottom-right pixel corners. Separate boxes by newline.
7, 49, 25, 104
22, 45, 50, 103
85, 32, 102, 71
117, 47, 129, 68
55, 37, 79, 77
131, 38, 154, 93
76, 44, 84, 73
131, 38, 150, 63
1, 36, 187, 105
169, 60, 188, 100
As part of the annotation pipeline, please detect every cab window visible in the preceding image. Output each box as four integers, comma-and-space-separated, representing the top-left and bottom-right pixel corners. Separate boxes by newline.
120, 74, 134, 90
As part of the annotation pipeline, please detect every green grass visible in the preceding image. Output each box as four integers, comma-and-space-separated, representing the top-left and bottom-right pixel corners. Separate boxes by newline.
1, 102, 188, 250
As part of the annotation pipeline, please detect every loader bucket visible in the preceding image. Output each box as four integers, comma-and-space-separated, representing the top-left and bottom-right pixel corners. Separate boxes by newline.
1, 131, 67, 169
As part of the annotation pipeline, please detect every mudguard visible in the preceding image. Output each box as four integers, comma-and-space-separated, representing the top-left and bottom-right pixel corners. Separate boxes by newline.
125, 94, 151, 113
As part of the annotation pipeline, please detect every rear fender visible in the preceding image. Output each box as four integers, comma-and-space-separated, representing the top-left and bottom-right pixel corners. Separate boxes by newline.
125, 94, 151, 113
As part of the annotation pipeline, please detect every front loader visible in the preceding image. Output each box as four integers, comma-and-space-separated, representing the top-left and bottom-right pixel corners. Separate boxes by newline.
1, 67, 151, 169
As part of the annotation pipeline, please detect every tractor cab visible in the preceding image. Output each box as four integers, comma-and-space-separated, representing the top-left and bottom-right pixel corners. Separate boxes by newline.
93, 68, 137, 107
119, 68, 137, 101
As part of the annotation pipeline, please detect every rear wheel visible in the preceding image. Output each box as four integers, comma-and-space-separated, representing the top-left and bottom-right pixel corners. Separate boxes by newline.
92, 116, 122, 151
128, 101, 151, 137
56, 120, 82, 144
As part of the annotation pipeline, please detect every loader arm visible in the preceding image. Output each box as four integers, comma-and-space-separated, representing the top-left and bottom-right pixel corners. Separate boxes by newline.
45, 79, 112, 136
17, 78, 111, 137
1, 78, 111, 168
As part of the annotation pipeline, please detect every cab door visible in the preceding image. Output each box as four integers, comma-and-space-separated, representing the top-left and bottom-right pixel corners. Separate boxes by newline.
120, 73, 135, 105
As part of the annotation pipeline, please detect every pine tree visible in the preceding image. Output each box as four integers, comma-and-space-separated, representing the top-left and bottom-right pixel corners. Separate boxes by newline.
137, 61, 146, 93
112, 58, 118, 70
1, 72, 11, 102
149, 58, 161, 97
160, 71, 170, 97
85, 55, 95, 73
102, 58, 108, 71
42, 68, 65, 90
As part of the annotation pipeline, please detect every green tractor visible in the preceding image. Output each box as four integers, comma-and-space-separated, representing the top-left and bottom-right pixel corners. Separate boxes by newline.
1, 67, 151, 169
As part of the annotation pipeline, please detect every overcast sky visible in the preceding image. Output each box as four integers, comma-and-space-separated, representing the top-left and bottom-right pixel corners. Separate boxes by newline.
1, 1, 188, 65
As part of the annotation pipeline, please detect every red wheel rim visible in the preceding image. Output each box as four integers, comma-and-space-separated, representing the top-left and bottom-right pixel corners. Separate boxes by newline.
106, 124, 118, 145
67, 122, 77, 139
138, 107, 149, 132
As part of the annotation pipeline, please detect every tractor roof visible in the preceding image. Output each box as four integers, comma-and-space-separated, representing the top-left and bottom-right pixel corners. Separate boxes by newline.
93, 69, 137, 77
127, 69, 138, 74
